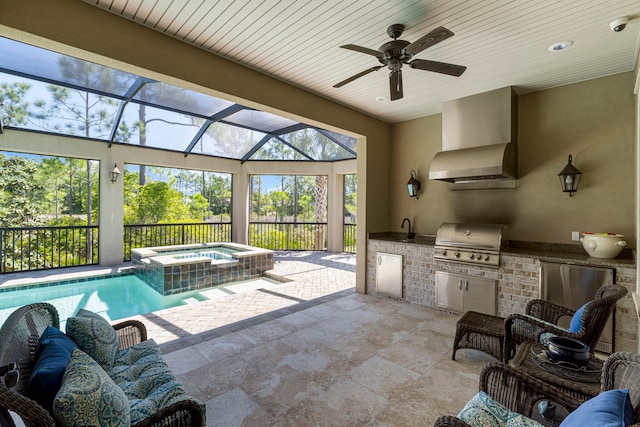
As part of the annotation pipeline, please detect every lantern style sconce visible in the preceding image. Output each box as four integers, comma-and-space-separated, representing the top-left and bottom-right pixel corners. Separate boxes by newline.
407, 170, 421, 199
110, 163, 121, 183
558, 155, 581, 196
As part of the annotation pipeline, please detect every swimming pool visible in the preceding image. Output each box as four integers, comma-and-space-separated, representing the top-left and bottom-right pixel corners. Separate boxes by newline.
0, 273, 283, 328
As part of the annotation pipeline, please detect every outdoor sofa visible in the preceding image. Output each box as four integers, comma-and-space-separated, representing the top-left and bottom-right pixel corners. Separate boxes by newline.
0, 302, 205, 426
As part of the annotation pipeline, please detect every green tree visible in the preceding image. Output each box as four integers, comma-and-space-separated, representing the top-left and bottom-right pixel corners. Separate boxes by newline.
269, 190, 289, 222
0, 81, 31, 126
189, 193, 209, 220
205, 174, 231, 219
0, 154, 44, 227
37, 157, 67, 219
134, 182, 190, 223
344, 173, 357, 223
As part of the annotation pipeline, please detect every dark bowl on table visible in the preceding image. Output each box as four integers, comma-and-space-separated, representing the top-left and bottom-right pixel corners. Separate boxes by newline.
547, 337, 590, 367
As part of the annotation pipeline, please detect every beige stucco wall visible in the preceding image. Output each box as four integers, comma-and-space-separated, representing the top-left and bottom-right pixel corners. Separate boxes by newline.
0, 0, 393, 293
390, 72, 637, 247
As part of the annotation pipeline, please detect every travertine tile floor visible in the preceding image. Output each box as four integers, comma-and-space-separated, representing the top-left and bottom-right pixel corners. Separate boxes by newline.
3, 251, 494, 426
164, 292, 493, 426
144, 252, 493, 426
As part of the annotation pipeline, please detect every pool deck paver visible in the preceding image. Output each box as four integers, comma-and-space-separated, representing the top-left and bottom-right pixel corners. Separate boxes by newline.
142, 251, 357, 353
0, 251, 357, 352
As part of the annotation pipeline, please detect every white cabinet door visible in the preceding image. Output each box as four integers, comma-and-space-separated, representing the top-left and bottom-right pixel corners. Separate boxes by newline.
436, 271, 496, 315
376, 253, 403, 297
435, 271, 464, 312
462, 276, 497, 316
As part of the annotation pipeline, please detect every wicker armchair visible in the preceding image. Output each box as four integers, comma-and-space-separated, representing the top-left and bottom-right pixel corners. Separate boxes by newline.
601, 352, 640, 422
504, 284, 627, 361
434, 362, 582, 427
434, 351, 640, 427
0, 302, 204, 427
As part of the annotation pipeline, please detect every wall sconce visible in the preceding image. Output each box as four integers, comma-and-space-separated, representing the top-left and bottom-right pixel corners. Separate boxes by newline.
407, 170, 421, 199
558, 155, 581, 196
110, 163, 121, 183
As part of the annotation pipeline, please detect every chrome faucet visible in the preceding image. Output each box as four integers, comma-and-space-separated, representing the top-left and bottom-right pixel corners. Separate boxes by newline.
401, 217, 415, 239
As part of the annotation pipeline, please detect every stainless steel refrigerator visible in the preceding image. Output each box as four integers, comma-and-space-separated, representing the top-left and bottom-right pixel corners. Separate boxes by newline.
540, 262, 615, 353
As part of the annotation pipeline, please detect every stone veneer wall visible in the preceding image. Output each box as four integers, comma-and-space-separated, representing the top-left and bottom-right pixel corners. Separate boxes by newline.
367, 239, 638, 353
367, 240, 436, 306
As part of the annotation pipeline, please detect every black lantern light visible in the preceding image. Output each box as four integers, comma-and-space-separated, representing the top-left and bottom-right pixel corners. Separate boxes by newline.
407, 170, 421, 199
110, 163, 121, 183
558, 155, 581, 196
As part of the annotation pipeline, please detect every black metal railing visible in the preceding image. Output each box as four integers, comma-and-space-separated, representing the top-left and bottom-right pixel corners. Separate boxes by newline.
1, 226, 99, 273
249, 222, 327, 251
124, 222, 232, 261
344, 223, 356, 253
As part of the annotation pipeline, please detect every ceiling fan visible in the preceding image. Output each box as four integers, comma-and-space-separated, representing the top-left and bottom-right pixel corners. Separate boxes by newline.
333, 24, 467, 101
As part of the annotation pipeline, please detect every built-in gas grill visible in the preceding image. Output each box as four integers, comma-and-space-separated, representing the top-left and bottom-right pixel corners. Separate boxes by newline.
434, 223, 508, 316
434, 223, 508, 268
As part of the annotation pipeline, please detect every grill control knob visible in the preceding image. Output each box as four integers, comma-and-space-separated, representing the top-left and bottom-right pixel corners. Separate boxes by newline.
454, 251, 460, 258
440, 250, 447, 256
469, 254, 475, 260
484, 255, 490, 261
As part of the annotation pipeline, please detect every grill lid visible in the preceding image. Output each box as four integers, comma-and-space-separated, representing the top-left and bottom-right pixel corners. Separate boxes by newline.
435, 223, 508, 251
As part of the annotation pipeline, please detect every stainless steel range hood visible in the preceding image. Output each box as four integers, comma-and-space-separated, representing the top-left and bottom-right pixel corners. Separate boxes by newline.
429, 87, 517, 184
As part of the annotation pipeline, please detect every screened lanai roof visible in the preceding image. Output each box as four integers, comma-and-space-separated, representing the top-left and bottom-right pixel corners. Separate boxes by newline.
0, 37, 356, 162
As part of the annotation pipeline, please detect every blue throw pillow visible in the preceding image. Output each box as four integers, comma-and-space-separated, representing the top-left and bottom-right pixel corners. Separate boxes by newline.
560, 389, 634, 427
27, 327, 79, 413
35, 325, 78, 356
569, 301, 590, 332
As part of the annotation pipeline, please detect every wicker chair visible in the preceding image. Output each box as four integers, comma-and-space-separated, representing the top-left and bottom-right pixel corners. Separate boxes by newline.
434, 362, 583, 427
504, 284, 627, 362
0, 302, 204, 427
434, 351, 640, 427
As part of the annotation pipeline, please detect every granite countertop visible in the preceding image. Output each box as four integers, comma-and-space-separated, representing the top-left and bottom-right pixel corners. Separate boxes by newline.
368, 232, 636, 268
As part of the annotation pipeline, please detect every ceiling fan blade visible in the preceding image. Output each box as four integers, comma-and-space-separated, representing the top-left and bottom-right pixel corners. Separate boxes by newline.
333, 66, 384, 88
410, 59, 467, 77
390, 70, 403, 100
339, 44, 383, 58
404, 26, 454, 56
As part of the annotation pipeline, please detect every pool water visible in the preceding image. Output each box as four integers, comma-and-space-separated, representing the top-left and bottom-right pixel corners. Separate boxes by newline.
0, 274, 281, 328
162, 245, 242, 260
170, 250, 232, 260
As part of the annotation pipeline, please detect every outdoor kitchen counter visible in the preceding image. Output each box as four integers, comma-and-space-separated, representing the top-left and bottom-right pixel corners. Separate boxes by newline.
367, 232, 635, 268
367, 233, 637, 353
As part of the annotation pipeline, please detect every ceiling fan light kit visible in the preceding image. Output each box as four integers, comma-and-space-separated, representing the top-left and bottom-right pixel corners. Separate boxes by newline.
334, 24, 466, 101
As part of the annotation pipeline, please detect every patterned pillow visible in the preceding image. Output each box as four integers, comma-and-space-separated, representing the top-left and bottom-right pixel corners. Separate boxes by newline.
507, 412, 546, 427
65, 309, 120, 373
458, 390, 509, 427
52, 349, 130, 427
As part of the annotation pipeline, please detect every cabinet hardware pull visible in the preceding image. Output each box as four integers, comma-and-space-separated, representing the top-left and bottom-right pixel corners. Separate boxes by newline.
465, 280, 469, 291
459, 279, 463, 290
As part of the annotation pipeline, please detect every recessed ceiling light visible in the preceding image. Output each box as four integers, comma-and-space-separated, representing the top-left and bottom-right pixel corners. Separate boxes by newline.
548, 41, 573, 52
376, 96, 388, 102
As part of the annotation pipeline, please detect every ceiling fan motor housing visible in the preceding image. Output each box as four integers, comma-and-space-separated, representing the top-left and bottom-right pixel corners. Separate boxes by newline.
379, 40, 412, 65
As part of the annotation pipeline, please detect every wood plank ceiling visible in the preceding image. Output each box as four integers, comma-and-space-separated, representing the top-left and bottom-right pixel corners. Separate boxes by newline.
83, 0, 640, 123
